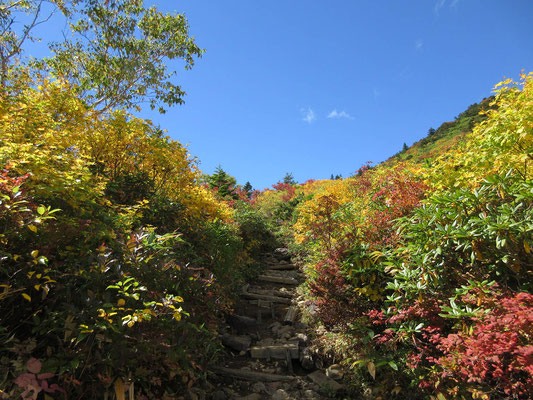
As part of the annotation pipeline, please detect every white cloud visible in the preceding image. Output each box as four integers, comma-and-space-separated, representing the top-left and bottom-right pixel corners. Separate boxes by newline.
301, 107, 316, 124
327, 109, 354, 120
415, 39, 424, 50
434, 0, 446, 14
434, 0, 459, 14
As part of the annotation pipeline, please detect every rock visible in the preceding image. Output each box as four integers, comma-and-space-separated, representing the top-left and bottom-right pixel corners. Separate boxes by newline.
262, 255, 278, 264
299, 347, 314, 370
270, 321, 282, 332
257, 337, 275, 346
303, 389, 321, 399
227, 315, 258, 332
271, 389, 290, 400
277, 325, 293, 338
251, 382, 267, 393
295, 333, 308, 344
221, 335, 251, 352
265, 381, 282, 394
250, 340, 299, 359
326, 364, 344, 381
279, 259, 289, 265
212, 390, 226, 400
307, 370, 343, 394
273, 248, 291, 261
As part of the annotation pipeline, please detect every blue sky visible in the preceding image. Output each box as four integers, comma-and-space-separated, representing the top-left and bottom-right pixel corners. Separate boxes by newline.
27, 0, 533, 190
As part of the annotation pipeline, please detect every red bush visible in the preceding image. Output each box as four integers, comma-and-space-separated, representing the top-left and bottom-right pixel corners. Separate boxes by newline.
437, 292, 533, 397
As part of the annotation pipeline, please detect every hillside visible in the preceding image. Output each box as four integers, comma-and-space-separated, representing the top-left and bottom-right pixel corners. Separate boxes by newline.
387, 96, 496, 165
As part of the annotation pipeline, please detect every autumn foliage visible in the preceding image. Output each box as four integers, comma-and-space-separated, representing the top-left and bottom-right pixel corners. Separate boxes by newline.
290, 73, 533, 399
0, 69, 268, 399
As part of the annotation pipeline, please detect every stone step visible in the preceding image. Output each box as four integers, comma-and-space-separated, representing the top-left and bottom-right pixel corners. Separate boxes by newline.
210, 367, 294, 382
267, 263, 298, 271
247, 287, 294, 299
257, 275, 299, 285
221, 335, 252, 352
241, 292, 292, 304
307, 370, 343, 393
250, 340, 299, 360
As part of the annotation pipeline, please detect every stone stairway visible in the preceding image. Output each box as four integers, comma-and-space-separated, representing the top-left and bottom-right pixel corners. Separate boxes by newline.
202, 249, 345, 400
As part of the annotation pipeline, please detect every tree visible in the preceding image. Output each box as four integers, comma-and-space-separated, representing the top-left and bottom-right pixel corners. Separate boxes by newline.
243, 181, 253, 198
0, 0, 57, 87
428, 127, 436, 136
283, 172, 296, 185
402, 142, 408, 152
1, 0, 203, 113
206, 166, 238, 198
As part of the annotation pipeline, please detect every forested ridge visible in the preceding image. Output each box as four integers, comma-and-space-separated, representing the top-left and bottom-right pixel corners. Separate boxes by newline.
1, 1, 532, 399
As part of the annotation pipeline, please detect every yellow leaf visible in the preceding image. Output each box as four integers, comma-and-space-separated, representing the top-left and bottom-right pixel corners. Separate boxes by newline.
524, 241, 531, 254
31, 250, 39, 258
117, 299, 125, 306
22, 293, 31, 302
28, 225, 37, 233
367, 361, 376, 379
114, 378, 125, 400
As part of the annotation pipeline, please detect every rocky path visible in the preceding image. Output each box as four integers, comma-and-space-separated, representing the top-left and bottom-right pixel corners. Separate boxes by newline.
202, 249, 346, 400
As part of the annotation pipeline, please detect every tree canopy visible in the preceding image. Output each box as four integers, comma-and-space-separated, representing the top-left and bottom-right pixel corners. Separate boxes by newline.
1, 0, 203, 113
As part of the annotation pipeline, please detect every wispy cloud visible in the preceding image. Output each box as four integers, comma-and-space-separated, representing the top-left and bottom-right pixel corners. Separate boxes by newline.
327, 109, 354, 120
373, 88, 381, 100
301, 107, 316, 124
415, 39, 424, 50
434, 0, 459, 14
434, 0, 446, 14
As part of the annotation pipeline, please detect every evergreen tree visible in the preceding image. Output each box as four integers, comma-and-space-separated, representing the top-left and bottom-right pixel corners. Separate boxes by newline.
206, 166, 237, 198
243, 181, 254, 198
283, 172, 296, 185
